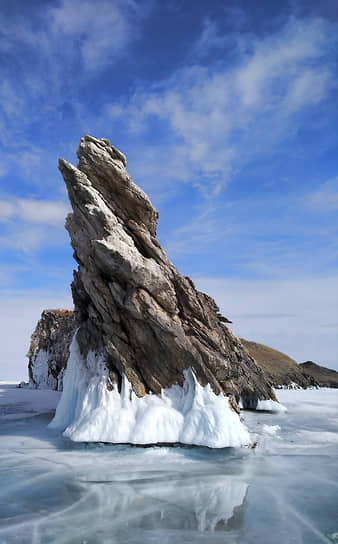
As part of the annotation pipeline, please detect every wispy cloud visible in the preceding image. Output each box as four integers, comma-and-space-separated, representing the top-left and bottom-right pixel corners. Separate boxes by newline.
160, 177, 338, 279
0, 228, 49, 253
306, 177, 338, 212
0, 198, 69, 226
0, 0, 152, 166
107, 17, 336, 197
48, 0, 147, 71
0, 198, 69, 252
164, 203, 232, 256
283, 68, 334, 114
0, 80, 25, 118
1, 0, 147, 76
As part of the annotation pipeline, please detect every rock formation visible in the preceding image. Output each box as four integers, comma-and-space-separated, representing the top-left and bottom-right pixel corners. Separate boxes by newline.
28, 309, 75, 390
300, 361, 338, 388
49, 135, 279, 446
60, 136, 275, 401
241, 339, 317, 389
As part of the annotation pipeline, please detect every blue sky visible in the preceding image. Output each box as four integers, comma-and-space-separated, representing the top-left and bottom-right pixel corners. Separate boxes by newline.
1, 0, 338, 378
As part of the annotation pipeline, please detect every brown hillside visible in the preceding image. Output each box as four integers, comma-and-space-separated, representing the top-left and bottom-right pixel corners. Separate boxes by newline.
240, 339, 314, 388
300, 362, 338, 388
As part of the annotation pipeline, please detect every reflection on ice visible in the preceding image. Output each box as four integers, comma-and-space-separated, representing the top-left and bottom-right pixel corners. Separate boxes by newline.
0, 446, 249, 543
141, 474, 248, 532
0, 385, 337, 543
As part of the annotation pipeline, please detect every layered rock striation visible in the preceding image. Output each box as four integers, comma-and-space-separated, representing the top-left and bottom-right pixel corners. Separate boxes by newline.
50, 135, 279, 446
28, 309, 75, 390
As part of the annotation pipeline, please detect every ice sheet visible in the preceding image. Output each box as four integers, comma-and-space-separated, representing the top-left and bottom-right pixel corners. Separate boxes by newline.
0, 386, 337, 543
0, 382, 60, 422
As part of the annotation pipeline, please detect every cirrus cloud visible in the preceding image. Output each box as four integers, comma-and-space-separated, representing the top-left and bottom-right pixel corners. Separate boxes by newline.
107, 17, 337, 197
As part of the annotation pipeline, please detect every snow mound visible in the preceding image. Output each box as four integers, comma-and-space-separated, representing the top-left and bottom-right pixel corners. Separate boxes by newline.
256, 399, 287, 413
50, 334, 251, 448
262, 424, 281, 436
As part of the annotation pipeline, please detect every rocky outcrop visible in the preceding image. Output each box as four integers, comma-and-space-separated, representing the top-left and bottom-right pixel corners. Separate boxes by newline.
28, 309, 75, 390
241, 339, 317, 389
300, 361, 338, 388
56, 135, 275, 408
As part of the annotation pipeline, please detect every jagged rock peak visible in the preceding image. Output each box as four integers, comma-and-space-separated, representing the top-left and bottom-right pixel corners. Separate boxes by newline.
57, 134, 276, 413
59, 135, 159, 237
28, 309, 75, 390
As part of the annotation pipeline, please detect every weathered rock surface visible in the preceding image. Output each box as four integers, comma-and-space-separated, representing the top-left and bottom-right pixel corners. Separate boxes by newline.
56, 135, 275, 409
28, 309, 75, 390
300, 361, 338, 388
241, 339, 317, 389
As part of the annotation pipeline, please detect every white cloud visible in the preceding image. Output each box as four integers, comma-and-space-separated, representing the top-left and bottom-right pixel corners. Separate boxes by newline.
284, 68, 334, 113
0, 198, 69, 226
0, 226, 66, 253
193, 19, 228, 57
0, 225, 70, 253
194, 275, 338, 371
108, 17, 336, 196
17, 199, 69, 226
1, 0, 146, 74
48, 0, 144, 71
0, 80, 25, 118
235, 18, 328, 109
164, 203, 232, 256
0, 198, 70, 252
0, 228, 46, 253
0, 201, 16, 221
0, 0, 151, 162
193, 7, 247, 58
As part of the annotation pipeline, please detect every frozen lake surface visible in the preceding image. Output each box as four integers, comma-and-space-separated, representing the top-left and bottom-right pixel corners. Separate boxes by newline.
0, 384, 337, 544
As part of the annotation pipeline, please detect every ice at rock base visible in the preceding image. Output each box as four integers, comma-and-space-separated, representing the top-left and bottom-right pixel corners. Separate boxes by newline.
49, 333, 251, 448
256, 399, 287, 412
29, 349, 58, 390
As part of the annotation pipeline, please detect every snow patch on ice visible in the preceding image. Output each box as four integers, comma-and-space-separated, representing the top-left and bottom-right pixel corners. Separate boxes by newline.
50, 333, 251, 448
275, 382, 304, 390
256, 399, 287, 413
262, 424, 281, 436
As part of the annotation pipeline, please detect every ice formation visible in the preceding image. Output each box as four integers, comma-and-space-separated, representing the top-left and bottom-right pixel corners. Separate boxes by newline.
28, 349, 58, 390
27, 309, 75, 391
50, 333, 251, 448
262, 424, 281, 436
256, 399, 287, 412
